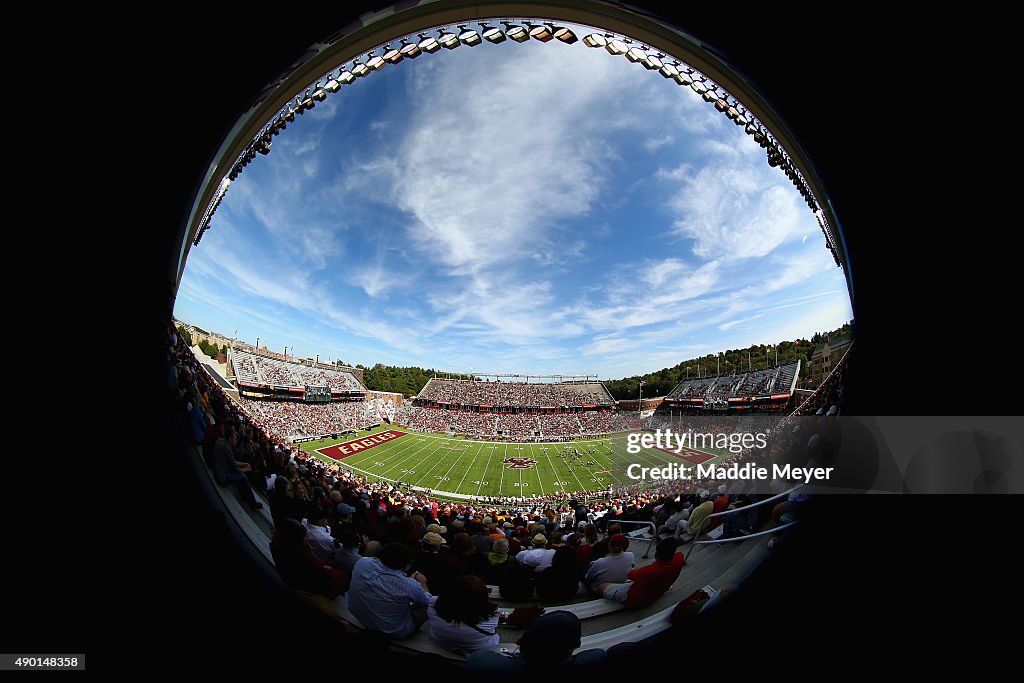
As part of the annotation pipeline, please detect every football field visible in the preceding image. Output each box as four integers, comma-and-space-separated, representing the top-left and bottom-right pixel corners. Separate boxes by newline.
299, 425, 721, 499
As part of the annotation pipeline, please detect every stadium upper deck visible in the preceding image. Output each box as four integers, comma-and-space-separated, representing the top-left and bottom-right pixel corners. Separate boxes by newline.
665, 361, 800, 401
231, 349, 365, 392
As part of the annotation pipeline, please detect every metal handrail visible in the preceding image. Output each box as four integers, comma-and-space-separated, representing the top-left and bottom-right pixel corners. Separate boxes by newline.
611, 520, 658, 559
692, 520, 798, 545
704, 484, 804, 520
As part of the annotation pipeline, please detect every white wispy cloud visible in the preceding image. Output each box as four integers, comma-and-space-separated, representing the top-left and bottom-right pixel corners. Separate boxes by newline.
175, 31, 853, 376
644, 133, 674, 151
663, 163, 803, 261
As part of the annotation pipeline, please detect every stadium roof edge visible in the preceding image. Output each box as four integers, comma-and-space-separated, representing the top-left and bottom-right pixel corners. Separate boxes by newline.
175, 0, 853, 305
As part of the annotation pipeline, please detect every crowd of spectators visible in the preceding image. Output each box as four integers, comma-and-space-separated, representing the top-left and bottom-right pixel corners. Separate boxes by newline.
294, 366, 364, 392
170, 326, 690, 653
232, 353, 259, 383
667, 361, 801, 400
392, 405, 644, 439
231, 349, 365, 391
237, 398, 385, 440
168, 320, 846, 662
240, 396, 395, 440
792, 351, 848, 416
417, 379, 614, 408
579, 411, 646, 434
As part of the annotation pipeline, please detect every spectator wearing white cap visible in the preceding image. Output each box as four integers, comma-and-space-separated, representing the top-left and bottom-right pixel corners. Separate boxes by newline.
516, 534, 555, 573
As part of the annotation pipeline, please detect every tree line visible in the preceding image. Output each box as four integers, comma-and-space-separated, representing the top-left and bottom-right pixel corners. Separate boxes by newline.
603, 321, 853, 400
361, 364, 474, 397
177, 325, 227, 360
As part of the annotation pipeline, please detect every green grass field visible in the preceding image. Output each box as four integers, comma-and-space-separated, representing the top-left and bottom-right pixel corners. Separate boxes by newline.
299, 425, 723, 499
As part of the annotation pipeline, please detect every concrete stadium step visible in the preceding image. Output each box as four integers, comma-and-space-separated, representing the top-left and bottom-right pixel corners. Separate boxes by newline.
201, 454, 274, 563
331, 596, 470, 661
498, 603, 679, 656
705, 538, 772, 590
487, 583, 586, 597
575, 538, 767, 637
486, 583, 600, 609
198, 443, 277, 535
481, 538, 775, 639
497, 598, 623, 625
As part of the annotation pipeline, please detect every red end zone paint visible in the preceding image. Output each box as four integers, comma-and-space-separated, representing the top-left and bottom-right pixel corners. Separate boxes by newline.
316, 430, 408, 460
653, 445, 714, 464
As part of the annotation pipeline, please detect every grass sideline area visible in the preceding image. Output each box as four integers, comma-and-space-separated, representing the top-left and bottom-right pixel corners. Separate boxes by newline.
298, 425, 723, 499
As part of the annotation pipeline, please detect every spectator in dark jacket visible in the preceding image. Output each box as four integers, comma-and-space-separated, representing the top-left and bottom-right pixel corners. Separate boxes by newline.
270, 519, 349, 599
212, 427, 262, 510
270, 475, 305, 524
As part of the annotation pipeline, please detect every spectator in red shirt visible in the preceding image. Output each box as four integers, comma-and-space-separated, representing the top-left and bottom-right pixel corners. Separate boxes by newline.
575, 524, 599, 575
598, 539, 684, 609
707, 485, 731, 530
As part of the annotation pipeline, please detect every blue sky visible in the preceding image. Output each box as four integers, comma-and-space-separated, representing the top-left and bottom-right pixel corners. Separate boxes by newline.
176, 26, 853, 378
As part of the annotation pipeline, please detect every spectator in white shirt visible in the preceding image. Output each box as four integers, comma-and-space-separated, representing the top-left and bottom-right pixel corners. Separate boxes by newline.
516, 534, 555, 573
302, 510, 336, 563
427, 575, 501, 655
584, 534, 635, 591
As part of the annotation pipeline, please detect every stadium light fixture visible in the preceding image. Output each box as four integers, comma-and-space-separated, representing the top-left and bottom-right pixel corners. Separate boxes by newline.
438, 27, 460, 49
351, 60, 371, 77
367, 51, 386, 70
312, 83, 327, 101
337, 68, 355, 84
504, 23, 530, 42
481, 23, 506, 43
582, 33, 608, 48
528, 23, 554, 42
382, 44, 404, 64
400, 38, 422, 58
641, 51, 664, 70
625, 46, 647, 63
458, 25, 482, 46
324, 75, 341, 92
659, 61, 681, 81
418, 32, 441, 52
554, 27, 578, 44
606, 38, 628, 55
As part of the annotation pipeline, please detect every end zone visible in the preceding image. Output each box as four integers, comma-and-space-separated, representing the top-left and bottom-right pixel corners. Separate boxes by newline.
653, 445, 715, 464
315, 429, 408, 460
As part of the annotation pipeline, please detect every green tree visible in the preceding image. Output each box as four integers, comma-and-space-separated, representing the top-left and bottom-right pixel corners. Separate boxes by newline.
177, 325, 193, 347
603, 320, 853, 400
